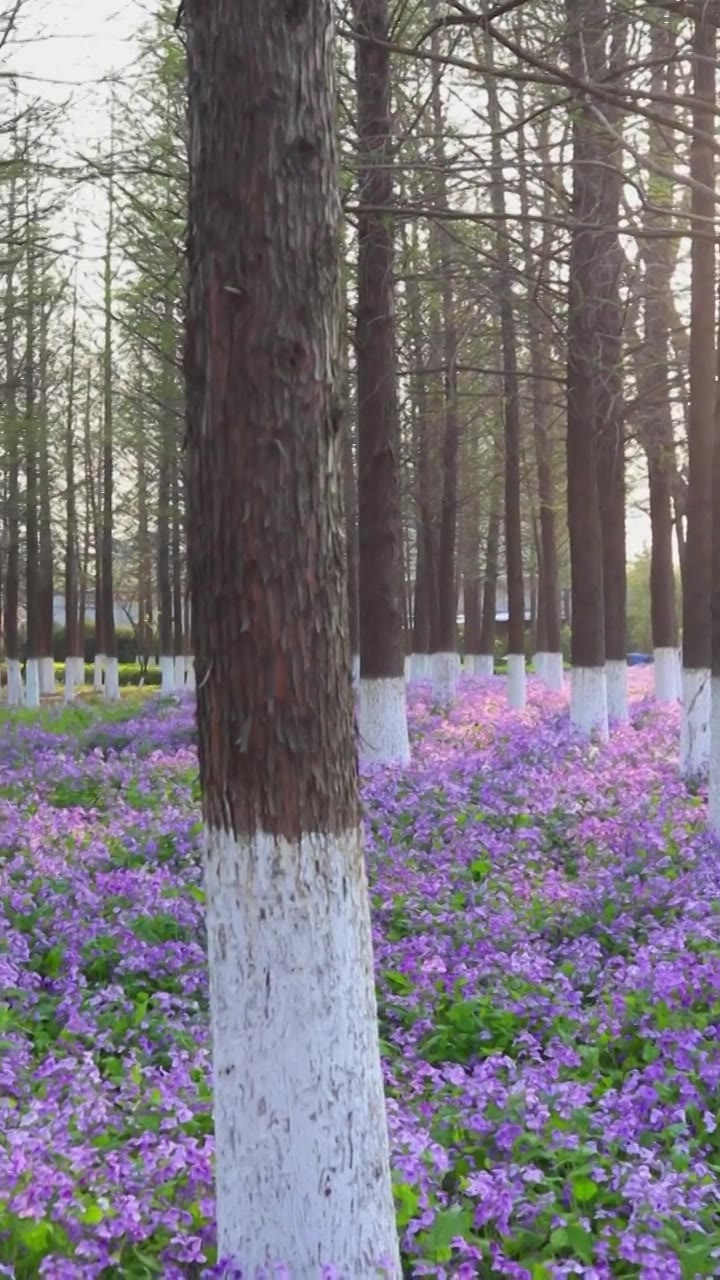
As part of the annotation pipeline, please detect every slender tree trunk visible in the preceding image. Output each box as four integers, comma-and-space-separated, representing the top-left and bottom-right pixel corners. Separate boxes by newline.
64, 280, 81, 698
171, 436, 184, 689
24, 198, 40, 708
637, 22, 681, 703
4, 160, 21, 704
460, 434, 483, 672
429, 15, 460, 704
354, 0, 409, 760
406, 234, 438, 675
565, 0, 608, 738
681, 12, 716, 778
136, 357, 153, 675
184, 1, 401, 1270
37, 269, 55, 695
595, 15, 628, 722
102, 173, 118, 699
157, 381, 174, 692
518, 112, 563, 690
484, 40, 525, 709
478, 484, 501, 676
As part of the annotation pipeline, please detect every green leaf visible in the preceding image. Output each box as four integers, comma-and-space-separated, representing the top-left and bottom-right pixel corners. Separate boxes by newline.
571, 1175, 598, 1203
566, 1223, 594, 1263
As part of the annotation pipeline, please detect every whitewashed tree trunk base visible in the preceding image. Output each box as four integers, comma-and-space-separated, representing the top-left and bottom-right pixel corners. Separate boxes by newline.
160, 655, 175, 694
507, 653, 526, 709
173, 655, 186, 690
681, 667, 710, 779
351, 653, 360, 688
39, 657, 55, 696
430, 651, 460, 704
7, 660, 24, 707
654, 647, 680, 702
104, 657, 120, 702
186, 656, 197, 691
204, 825, 401, 1278
545, 652, 565, 692
605, 660, 629, 722
64, 665, 77, 702
570, 666, 609, 741
94, 654, 105, 692
358, 677, 410, 764
709, 676, 720, 835
533, 652, 548, 681
410, 653, 430, 681
474, 653, 494, 679
404, 654, 412, 684
74, 655, 86, 686
25, 658, 40, 709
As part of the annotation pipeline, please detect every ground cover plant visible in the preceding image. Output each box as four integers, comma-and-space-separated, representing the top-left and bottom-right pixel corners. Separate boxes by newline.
2, 673, 720, 1278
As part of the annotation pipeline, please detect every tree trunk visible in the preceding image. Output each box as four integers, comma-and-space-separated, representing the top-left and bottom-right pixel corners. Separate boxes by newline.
136, 356, 153, 675
171, 434, 184, 689
4, 159, 21, 704
102, 174, 118, 699
518, 110, 562, 690
637, 23, 681, 702
565, 0, 608, 738
24, 198, 40, 708
354, 0, 409, 760
484, 39, 525, 709
37, 269, 55, 694
64, 280, 81, 698
478, 488, 501, 676
184, 0, 401, 1270
595, 15, 628, 722
341, 402, 360, 681
681, 12, 716, 777
430, 15, 460, 704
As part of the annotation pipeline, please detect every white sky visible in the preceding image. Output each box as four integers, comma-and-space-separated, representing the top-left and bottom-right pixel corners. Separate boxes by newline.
8, 0, 652, 560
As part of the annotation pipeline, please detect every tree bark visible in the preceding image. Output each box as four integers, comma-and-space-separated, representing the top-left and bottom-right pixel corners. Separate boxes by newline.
431, 18, 460, 658
484, 43, 524, 687
38, 269, 54, 684
64, 280, 80, 682
355, 0, 405, 682
4, 159, 20, 689
101, 173, 117, 691
595, 15, 628, 715
354, 0, 409, 755
184, 0, 400, 1269
518, 112, 561, 663
565, 0, 608, 735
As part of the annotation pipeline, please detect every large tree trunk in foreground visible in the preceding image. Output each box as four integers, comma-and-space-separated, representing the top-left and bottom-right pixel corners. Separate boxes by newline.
184, 1, 400, 1272
681, 12, 716, 778
565, 0, 608, 739
355, 0, 409, 759
709, 295, 720, 830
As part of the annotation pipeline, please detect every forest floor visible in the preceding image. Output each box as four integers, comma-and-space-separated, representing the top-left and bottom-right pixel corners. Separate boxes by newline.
1, 674, 718, 1280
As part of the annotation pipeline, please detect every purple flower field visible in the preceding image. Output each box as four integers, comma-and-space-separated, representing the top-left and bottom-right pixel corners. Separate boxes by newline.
2, 675, 720, 1279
